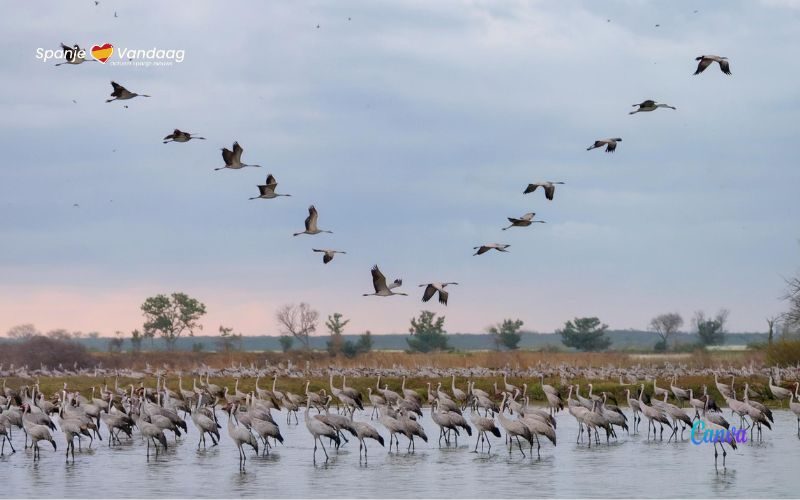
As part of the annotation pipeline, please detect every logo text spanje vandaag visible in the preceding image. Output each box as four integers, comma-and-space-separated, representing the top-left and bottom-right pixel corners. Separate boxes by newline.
35, 44, 184, 64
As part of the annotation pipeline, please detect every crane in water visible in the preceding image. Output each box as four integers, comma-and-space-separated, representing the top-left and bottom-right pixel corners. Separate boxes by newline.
304, 400, 339, 462
224, 403, 259, 467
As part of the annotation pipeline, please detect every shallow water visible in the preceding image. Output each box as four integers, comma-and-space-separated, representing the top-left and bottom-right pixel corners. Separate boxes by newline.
1, 408, 799, 498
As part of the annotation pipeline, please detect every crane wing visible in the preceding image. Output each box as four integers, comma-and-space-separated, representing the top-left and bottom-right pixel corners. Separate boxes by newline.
694, 58, 713, 75
221, 147, 233, 165
438, 289, 449, 306
523, 184, 540, 194
545, 185, 555, 200
421, 284, 436, 302
718, 59, 731, 75
232, 142, 243, 162
371, 266, 388, 293
305, 205, 318, 231
265, 174, 277, 192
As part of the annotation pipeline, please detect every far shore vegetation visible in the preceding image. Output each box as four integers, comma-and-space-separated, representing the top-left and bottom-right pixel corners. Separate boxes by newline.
2, 269, 800, 368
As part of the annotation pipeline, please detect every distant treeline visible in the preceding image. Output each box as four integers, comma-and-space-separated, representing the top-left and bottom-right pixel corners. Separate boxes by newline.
69, 330, 768, 352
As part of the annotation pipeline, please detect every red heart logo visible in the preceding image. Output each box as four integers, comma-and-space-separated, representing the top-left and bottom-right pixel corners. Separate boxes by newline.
91, 43, 114, 63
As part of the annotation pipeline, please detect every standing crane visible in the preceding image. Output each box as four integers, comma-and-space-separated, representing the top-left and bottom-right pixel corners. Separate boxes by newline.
304, 400, 339, 462
224, 403, 259, 467
22, 404, 57, 461
769, 376, 792, 406
469, 412, 501, 452
497, 393, 533, 457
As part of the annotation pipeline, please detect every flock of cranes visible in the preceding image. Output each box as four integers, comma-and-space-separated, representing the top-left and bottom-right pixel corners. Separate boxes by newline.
52, 40, 735, 310
1, 372, 798, 469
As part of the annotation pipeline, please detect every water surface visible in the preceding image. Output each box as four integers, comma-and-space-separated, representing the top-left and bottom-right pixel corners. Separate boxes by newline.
2, 409, 798, 498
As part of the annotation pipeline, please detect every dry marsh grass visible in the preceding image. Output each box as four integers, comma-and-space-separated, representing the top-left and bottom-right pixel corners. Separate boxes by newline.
89, 348, 764, 372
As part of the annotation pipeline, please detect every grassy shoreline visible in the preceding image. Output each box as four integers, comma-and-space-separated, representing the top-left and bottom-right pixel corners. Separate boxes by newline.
7, 374, 797, 410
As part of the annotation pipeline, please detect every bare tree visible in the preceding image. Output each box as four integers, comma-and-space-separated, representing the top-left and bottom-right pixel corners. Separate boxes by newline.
766, 316, 778, 346
46, 329, 73, 341
275, 303, 319, 350
649, 313, 683, 350
7, 324, 39, 340
784, 274, 800, 330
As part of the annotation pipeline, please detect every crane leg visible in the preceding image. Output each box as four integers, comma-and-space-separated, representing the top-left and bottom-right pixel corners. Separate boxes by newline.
515, 436, 525, 457
319, 437, 329, 460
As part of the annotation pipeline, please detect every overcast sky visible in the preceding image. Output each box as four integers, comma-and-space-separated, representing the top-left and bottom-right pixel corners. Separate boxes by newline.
1, 0, 799, 337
